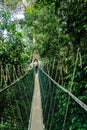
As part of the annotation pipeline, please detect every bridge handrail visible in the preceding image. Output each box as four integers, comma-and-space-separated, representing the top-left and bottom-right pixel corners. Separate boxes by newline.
39, 67, 87, 111
0, 70, 30, 94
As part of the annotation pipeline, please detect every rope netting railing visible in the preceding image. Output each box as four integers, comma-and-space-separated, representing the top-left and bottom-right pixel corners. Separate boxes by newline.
0, 69, 34, 130
0, 64, 30, 90
39, 68, 87, 130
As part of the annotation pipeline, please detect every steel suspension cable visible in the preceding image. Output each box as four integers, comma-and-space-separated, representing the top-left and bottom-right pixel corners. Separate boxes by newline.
39, 67, 87, 111
0, 68, 31, 93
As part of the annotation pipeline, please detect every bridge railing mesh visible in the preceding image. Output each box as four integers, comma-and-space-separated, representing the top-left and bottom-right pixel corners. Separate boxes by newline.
39, 68, 87, 130
0, 69, 34, 130
0, 64, 30, 89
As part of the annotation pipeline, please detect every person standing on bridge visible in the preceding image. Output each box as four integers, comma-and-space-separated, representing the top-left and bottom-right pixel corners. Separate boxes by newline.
34, 58, 38, 73
32, 51, 39, 73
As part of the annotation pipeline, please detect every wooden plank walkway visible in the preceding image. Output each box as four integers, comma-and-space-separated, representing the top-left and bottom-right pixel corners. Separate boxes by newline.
29, 73, 44, 130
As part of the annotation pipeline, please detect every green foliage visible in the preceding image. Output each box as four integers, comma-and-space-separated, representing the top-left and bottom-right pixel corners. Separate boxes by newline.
0, 10, 10, 30
0, 0, 87, 129
2, 0, 22, 9
30, 1, 87, 129
0, 122, 9, 129
0, 8, 30, 65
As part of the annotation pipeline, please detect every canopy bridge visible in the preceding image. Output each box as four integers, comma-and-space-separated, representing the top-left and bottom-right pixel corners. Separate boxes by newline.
0, 64, 87, 130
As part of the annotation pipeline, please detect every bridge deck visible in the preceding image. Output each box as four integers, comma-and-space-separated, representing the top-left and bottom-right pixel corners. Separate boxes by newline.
29, 73, 44, 130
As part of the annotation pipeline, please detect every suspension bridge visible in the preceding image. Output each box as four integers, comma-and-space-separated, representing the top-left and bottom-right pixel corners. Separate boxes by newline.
0, 63, 87, 130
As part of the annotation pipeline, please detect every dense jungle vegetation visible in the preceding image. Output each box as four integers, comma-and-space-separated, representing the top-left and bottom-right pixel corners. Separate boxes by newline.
0, 0, 87, 129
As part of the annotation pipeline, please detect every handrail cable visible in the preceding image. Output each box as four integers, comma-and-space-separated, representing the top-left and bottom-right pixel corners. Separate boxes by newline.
0, 68, 34, 129
39, 67, 87, 112
0, 70, 30, 93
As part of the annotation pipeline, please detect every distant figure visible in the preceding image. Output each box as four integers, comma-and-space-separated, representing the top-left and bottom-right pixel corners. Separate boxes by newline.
34, 58, 38, 73
32, 51, 39, 73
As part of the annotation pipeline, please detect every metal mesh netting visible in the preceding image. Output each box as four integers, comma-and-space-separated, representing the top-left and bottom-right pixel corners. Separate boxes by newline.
39, 68, 87, 130
0, 69, 34, 130
0, 64, 30, 89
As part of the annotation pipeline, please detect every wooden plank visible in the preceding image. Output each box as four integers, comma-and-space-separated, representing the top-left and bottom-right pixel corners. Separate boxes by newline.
29, 73, 44, 130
